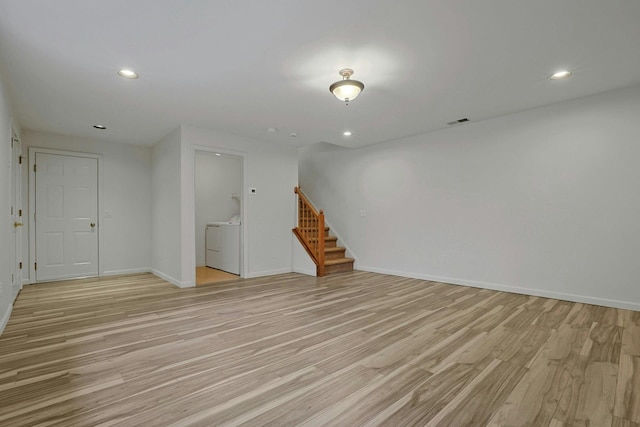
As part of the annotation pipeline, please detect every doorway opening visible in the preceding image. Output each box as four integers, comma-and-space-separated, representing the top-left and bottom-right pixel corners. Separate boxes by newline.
194, 150, 243, 286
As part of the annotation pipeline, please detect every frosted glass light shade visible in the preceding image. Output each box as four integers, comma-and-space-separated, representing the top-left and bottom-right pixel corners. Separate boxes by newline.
329, 69, 365, 102
330, 80, 364, 101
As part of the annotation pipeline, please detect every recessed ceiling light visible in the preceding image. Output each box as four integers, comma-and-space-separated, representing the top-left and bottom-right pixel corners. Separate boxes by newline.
118, 69, 138, 79
266, 127, 278, 133
215, 153, 221, 156
93, 124, 107, 130
550, 70, 572, 80
289, 133, 298, 138
342, 131, 352, 136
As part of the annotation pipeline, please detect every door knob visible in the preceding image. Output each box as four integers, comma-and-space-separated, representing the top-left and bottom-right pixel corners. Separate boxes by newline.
90, 222, 96, 228
14, 222, 23, 227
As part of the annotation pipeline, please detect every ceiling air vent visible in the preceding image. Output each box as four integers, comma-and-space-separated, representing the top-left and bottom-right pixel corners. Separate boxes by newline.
447, 118, 470, 125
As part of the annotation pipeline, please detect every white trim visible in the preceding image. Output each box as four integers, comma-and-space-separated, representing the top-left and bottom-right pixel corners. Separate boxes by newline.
28, 147, 104, 283
22, 273, 100, 283
102, 268, 151, 277
244, 268, 292, 279
11, 126, 23, 299
358, 265, 640, 312
292, 267, 316, 276
0, 304, 13, 336
21, 268, 154, 283
177, 281, 195, 288
150, 269, 195, 288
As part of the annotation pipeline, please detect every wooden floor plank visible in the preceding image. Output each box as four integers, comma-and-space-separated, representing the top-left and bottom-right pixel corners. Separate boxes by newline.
375, 363, 483, 426
553, 321, 622, 426
487, 323, 586, 426
424, 359, 528, 426
615, 355, 640, 423
0, 271, 638, 426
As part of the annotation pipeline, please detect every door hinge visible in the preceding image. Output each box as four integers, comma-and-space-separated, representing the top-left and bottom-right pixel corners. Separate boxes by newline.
19, 262, 22, 269
10, 206, 13, 215
34, 164, 37, 172
18, 209, 22, 217
19, 155, 23, 164
34, 262, 37, 271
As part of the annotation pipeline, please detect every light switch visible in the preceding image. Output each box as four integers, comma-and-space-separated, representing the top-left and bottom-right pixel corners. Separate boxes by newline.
359, 210, 367, 218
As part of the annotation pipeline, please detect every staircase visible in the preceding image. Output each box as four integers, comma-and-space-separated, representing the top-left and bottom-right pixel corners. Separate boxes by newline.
293, 187, 354, 276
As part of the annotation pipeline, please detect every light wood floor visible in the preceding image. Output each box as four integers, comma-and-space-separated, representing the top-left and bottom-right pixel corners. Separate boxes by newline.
1, 271, 638, 426
195, 266, 240, 286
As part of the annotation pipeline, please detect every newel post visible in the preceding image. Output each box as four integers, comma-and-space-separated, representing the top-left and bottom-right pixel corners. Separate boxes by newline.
317, 210, 325, 276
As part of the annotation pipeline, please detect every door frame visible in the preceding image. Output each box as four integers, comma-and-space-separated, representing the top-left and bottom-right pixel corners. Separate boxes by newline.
10, 126, 22, 298
28, 147, 104, 283
189, 144, 247, 284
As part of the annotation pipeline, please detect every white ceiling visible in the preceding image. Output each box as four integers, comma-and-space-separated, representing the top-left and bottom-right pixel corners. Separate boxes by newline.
0, 0, 639, 148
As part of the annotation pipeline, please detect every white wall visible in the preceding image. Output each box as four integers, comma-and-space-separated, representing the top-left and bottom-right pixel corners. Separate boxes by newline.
0, 69, 18, 333
181, 125, 298, 284
21, 131, 152, 279
194, 152, 241, 266
300, 84, 640, 311
292, 236, 317, 276
150, 128, 183, 285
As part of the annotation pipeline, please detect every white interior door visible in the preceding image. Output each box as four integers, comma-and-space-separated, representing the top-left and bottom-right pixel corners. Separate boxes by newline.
35, 153, 98, 281
11, 132, 23, 296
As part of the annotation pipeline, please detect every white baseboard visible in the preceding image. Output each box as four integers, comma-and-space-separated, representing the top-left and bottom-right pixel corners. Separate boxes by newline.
358, 265, 640, 312
179, 280, 195, 288
150, 269, 195, 288
0, 305, 13, 336
292, 267, 316, 277
244, 268, 292, 279
102, 268, 151, 277
21, 268, 151, 284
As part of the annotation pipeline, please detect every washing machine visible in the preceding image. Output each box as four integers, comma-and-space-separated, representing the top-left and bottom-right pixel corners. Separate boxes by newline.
206, 220, 240, 274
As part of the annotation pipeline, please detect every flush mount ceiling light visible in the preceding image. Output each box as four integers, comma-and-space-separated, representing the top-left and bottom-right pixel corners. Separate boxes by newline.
342, 130, 352, 136
329, 68, 364, 103
550, 70, 572, 80
93, 124, 107, 130
118, 69, 138, 79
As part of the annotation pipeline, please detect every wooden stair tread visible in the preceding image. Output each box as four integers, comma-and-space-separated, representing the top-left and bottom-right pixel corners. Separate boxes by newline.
324, 247, 345, 253
309, 236, 337, 242
324, 257, 354, 266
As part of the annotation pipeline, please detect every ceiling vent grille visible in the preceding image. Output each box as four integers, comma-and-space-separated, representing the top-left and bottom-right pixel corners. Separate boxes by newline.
447, 118, 470, 125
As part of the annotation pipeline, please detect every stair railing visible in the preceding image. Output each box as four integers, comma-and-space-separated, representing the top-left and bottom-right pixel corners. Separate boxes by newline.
293, 186, 325, 276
